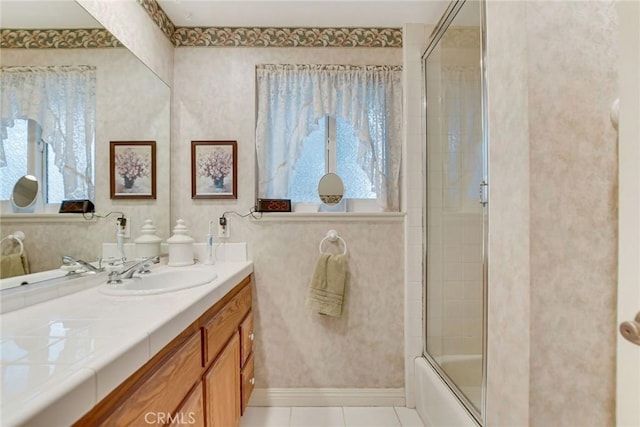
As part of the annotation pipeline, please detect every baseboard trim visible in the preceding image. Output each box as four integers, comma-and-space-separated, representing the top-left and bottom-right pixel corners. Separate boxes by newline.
248, 388, 405, 407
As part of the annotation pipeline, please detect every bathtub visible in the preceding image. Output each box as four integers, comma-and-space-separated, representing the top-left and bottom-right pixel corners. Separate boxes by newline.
414, 355, 481, 427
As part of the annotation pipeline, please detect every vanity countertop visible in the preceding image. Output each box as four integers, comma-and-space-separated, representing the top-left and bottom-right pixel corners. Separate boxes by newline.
0, 260, 253, 427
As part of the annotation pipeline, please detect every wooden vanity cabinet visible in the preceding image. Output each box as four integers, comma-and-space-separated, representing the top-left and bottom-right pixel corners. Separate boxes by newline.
74, 275, 254, 427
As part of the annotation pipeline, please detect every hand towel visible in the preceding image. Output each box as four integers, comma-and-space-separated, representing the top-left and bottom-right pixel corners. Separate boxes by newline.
0, 253, 29, 279
306, 253, 347, 317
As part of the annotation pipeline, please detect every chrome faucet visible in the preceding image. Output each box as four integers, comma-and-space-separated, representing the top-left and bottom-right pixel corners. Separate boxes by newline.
106, 256, 159, 284
61, 255, 103, 274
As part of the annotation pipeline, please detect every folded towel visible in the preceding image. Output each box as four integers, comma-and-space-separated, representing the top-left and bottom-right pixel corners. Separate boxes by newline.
306, 253, 347, 317
1, 253, 29, 279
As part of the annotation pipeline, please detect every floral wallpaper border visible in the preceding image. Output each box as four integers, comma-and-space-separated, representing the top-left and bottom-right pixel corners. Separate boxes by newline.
137, 0, 402, 48
0, 29, 123, 49
171, 27, 402, 48
137, 0, 176, 42
1, 1, 403, 49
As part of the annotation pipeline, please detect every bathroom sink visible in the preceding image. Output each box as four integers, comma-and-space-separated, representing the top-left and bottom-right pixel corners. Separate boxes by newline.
99, 267, 218, 296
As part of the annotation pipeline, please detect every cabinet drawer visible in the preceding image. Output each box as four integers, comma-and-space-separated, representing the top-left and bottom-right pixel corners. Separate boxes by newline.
240, 311, 254, 367
100, 331, 202, 426
204, 284, 251, 364
170, 382, 205, 427
241, 352, 255, 415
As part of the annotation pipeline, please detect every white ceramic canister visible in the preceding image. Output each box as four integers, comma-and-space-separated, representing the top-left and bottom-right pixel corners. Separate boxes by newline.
134, 218, 162, 258
166, 219, 194, 266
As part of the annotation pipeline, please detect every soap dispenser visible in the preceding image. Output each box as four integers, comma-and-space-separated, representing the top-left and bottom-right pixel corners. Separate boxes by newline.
134, 219, 162, 258
166, 219, 194, 266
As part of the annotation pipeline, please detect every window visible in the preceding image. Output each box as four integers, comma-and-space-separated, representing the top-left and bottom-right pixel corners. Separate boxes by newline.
1, 65, 96, 209
256, 64, 402, 212
0, 119, 64, 203
289, 116, 377, 204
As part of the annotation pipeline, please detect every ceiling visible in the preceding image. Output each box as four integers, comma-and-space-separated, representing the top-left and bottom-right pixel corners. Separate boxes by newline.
0, 0, 451, 29
0, 1, 102, 28
157, 0, 450, 28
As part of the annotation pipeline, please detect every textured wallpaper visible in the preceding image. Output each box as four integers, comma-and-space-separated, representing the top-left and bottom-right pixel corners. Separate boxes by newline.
484, 2, 531, 425
527, 2, 618, 425
1, 48, 171, 273
171, 46, 405, 388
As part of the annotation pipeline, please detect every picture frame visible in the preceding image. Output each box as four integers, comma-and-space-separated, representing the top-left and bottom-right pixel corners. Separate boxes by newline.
191, 140, 238, 199
110, 141, 156, 199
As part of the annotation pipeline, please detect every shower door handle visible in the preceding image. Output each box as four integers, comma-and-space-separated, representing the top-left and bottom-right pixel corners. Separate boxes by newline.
479, 181, 488, 207
620, 311, 640, 346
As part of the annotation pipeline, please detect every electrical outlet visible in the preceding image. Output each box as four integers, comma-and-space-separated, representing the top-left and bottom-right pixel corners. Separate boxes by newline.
116, 217, 131, 238
218, 220, 229, 239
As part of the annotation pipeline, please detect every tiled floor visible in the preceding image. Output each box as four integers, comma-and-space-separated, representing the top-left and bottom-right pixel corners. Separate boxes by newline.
241, 406, 424, 427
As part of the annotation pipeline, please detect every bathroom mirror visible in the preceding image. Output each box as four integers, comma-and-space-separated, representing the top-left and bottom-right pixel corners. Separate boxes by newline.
317, 173, 344, 205
11, 175, 38, 212
0, 0, 171, 287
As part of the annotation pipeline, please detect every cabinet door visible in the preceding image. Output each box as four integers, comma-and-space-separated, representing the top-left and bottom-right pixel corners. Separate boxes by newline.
241, 352, 255, 415
240, 310, 254, 367
96, 331, 203, 426
204, 285, 251, 365
205, 332, 240, 427
170, 382, 205, 427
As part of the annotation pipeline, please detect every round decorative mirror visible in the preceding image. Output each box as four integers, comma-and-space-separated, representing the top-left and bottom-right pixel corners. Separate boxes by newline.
318, 173, 344, 205
11, 175, 39, 213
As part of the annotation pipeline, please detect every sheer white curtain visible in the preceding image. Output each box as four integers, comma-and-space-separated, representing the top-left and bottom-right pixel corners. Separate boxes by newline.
441, 65, 482, 213
255, 64, 402, 211
0, 65, 96, 199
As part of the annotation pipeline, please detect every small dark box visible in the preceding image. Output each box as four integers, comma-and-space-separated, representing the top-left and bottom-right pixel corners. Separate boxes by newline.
256, 198, 291, 212
59, 199, 95, 214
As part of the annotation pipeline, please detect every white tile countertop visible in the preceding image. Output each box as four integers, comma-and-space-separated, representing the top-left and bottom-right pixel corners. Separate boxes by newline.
0, 258, 253, 427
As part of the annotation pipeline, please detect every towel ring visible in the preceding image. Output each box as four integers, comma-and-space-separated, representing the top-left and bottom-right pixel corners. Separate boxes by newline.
1, 231, 25, 256
319, 230, 347, 256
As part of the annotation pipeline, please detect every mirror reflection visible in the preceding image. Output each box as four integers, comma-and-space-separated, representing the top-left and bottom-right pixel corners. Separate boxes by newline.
0, 0, 171, 288
11, 175, 38, 211
318, 172, 344, 205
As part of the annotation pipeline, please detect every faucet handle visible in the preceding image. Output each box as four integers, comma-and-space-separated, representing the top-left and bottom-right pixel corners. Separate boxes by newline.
137, 256, 160, 274
105, 264, 123, 284
105, 263, 121, 272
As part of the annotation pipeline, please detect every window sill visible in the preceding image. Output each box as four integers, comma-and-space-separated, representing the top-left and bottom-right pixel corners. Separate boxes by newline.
0, 213, 96, 224
251, 212, 405, 222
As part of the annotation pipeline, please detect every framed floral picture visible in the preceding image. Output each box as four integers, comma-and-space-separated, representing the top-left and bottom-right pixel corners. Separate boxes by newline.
191, 140, 238, 199
110, 141, 156, 199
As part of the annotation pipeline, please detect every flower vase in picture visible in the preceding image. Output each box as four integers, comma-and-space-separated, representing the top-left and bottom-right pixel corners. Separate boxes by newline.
198, 148, 232, 192
116, 148, 150, 192
191, 140, 237, 199
110, 141, 156, 199
213, 175, 224, 189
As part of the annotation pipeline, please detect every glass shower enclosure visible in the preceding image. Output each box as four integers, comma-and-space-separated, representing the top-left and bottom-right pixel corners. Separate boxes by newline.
422, 0, 487, 423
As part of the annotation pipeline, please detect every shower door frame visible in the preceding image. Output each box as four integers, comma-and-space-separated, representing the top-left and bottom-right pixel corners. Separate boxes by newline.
421, 0, 489, 425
